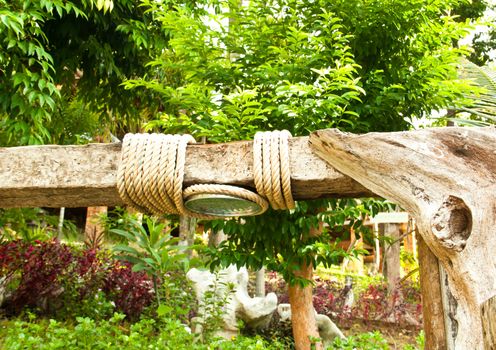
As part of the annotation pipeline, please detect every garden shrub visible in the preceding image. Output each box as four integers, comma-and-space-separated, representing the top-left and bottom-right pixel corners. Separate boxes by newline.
312, 277, 348, 318
328, 331, 389, 349
159, 269, 197, 322
0, 239, 74, 315
0, 313, 287, 350
265, 271, 422, 328
56, 248, 114, 320
0, 240, 156, 319
103, 261, 155, 320
353, 283, 422, 326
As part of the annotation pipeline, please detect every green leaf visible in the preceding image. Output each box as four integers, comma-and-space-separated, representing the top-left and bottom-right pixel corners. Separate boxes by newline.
113, 245, 139, 255
157, 304, 173, 317
110, 228, 135, 241
131, 263, 148, 272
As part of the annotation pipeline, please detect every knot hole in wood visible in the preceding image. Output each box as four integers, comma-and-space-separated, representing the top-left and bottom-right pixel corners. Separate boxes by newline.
431, 196, 472, 252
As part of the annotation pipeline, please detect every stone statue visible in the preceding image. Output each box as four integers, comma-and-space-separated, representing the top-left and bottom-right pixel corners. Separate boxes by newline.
187, 265, 278, 338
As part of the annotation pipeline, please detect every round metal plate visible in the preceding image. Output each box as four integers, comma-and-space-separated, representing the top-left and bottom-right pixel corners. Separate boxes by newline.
184, 194, 265, 217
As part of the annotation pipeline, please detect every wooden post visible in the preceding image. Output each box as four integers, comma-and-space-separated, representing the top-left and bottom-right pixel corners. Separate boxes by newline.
310, 126, 496, 348
255, 267, 265, 297
418, 233, 447, 349
341, 228, 364, 275
179, 216, 197, 258
373, 223, 381, 273
382, 223, 401, 295
57, 207, 65, 239
84, 206, 107, 245
402, 223, 415, 255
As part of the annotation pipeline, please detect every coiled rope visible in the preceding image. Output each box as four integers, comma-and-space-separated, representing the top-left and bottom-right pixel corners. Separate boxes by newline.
117, 131, 294, 219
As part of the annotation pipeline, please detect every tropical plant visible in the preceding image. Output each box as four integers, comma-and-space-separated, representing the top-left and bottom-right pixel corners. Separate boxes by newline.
451, 60, 496, 125
328, 331, 389, 350
0, 239, 159, 319
98, 207, 141, 243
0, 208, 78, 242
192, 271, 236, 343
111, 216, 188, 305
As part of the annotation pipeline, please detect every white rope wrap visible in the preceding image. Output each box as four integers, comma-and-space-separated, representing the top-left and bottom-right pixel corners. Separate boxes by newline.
253, 130, 295, 210
117, 130, 294, 219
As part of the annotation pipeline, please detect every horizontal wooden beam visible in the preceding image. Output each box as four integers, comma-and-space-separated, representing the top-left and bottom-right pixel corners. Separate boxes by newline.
0, 137, 374, 208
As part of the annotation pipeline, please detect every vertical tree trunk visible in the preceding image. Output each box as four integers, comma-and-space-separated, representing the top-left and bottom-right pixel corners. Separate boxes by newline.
179, 215, 197, 258
208, 229, 227, 247
288, 225, 323, 350
288, 260, 322, 350
57, 207, 65, 239
255, 267, 265, 297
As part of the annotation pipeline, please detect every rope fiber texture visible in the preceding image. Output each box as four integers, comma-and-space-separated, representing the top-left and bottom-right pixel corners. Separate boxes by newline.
117, 130, 294, 219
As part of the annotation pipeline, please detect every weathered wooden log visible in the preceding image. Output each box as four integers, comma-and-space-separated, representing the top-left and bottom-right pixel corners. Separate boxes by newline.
417, 233, 447, 349
310, 126, 496, 349
482, 295, 496, 349
0, 137, 373, 208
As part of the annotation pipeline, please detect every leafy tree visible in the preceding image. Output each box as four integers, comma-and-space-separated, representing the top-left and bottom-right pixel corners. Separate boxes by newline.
0, 0, 206, 146
123, 0, 475, 348
0, 0, 83, 145
323, 0, 477, 130
452, 0, 495, 66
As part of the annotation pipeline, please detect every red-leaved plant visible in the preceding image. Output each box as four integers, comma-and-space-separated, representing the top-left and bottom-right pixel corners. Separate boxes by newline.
5, 239, 73, 314
265, 272, 422, 329
103, 261, 155, 320
0, 239, 155, 319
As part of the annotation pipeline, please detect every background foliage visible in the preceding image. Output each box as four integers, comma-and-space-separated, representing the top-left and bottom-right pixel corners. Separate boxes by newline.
118, 0, 479, 287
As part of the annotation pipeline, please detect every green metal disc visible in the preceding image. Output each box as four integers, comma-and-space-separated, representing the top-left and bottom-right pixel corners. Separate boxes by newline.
184, 194, 265, 217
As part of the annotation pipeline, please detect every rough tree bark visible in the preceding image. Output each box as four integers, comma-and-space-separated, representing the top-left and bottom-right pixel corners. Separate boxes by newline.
310, 126, 496, 349
288, 261, 322, 350
288, 225, 323, 350
482, 295, 496, 349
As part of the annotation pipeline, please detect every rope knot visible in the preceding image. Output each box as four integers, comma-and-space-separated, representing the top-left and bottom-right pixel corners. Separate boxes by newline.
117, 130, 294, 219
